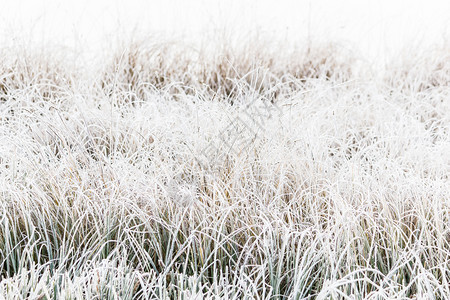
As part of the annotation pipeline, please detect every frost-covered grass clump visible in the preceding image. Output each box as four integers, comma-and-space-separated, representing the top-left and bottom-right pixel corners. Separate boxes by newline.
0, 37, 449, 299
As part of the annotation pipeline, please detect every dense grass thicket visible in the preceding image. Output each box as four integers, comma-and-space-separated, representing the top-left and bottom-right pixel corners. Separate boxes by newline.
0, 37, 449, 299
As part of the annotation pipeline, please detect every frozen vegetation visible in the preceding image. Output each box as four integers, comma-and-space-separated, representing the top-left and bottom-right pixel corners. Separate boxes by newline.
0, 36, 449, 299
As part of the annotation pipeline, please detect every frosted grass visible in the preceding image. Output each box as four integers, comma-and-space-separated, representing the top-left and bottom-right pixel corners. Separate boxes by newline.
0, 37, 449, 299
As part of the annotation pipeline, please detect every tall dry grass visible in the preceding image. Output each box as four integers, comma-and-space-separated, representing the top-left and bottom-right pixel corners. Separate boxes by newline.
0, 36, 449, 299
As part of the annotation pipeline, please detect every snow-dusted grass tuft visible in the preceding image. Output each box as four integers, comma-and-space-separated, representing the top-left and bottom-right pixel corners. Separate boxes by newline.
0, 38, 449, 299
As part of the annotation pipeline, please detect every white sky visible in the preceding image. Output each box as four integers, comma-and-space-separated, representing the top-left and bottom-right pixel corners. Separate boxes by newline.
1, 0, 449, 62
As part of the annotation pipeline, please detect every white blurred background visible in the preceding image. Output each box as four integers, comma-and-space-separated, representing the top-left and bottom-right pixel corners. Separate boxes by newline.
1, 0, 449, 62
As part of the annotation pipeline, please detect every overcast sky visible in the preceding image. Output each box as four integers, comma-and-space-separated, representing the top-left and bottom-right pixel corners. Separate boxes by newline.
1, 0, 449, 62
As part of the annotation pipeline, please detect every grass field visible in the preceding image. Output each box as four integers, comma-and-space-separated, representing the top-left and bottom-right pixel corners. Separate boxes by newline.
0, 36, 449, 299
